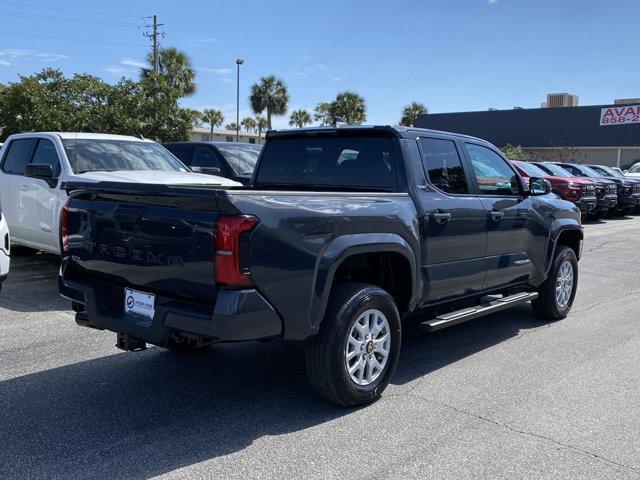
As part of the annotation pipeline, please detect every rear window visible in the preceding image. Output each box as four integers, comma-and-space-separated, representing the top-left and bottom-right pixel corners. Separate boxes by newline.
255, 136, 397, 190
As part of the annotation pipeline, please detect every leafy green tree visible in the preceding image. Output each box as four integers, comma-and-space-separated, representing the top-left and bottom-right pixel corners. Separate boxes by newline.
241, 117, 257, 132
289, 109, 312, 128
225, 122, 238, 131
501, 144, 528, 160
313, 102, 333, 126
255, 116, 267, 143
201, 108, 224, 140
141, 46, 197, 97
249, 75, 289, 130
399, 101, 428, 127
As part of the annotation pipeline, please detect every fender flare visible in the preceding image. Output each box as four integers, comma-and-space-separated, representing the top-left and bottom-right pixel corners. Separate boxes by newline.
544, 221, 583, 275
309, 233, 419, 331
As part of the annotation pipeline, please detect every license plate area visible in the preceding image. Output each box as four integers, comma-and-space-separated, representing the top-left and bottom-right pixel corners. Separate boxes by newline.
124, 288, 156, 320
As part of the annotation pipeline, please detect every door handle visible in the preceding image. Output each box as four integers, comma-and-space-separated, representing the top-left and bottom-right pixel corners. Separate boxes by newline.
487, 209, 504, 222
429, 210, 452, 224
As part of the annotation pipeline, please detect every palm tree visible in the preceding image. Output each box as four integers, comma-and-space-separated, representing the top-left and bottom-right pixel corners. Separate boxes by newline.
225, 122, 238, 131
241, 117, 257, 132
201, 108, 224, 140
329, 91, 366, 125
399, 101, 428, 127
141, 46, 197, 97
255, 116, 267, 143
249, 75, 289, 130
288, 109, 312, 128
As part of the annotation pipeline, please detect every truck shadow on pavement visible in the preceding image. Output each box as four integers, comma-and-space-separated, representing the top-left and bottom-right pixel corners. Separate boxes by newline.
0, 300, 548, 479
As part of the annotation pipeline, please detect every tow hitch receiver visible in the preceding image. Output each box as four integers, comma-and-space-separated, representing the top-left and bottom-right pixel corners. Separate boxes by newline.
116, 333, 147, 352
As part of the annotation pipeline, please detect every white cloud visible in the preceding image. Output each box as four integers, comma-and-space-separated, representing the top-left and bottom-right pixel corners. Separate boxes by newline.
487, 0, 498, 4
189, 37, 216, 45
121, 58, 146, 68
0, 59, 10, 66
0, 48, 69, 63
202, 67, 232, 76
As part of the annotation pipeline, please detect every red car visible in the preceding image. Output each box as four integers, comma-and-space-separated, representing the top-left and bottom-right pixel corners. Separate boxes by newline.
511, 160, 597, 217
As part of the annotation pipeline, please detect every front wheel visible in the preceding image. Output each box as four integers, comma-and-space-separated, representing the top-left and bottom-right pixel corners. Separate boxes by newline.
532, 245, 578, 319
305, 283, 401, 406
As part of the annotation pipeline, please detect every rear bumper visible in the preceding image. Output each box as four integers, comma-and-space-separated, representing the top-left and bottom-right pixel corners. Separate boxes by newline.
59, 260, 282, 346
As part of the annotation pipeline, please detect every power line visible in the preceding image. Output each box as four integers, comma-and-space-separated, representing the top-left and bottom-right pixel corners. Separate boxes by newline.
0, 30, 147, 47
0, 10, 139, 26
0, 0, 140, 18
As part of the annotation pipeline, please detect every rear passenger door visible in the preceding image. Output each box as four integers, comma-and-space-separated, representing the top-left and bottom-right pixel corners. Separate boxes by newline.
461, 142, 535, 289
416, 136, 487, 302
0, 138, 37, 242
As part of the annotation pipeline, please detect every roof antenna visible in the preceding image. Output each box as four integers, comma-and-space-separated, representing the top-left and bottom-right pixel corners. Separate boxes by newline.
332, 116, 348, 127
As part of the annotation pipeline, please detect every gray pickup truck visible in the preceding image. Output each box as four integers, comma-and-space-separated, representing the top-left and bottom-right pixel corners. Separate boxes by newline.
60, 126, 583, 406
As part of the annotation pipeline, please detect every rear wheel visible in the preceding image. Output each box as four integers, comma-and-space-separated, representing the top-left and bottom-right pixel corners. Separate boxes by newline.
532, 245, 578, 319
306, 283, 401, 406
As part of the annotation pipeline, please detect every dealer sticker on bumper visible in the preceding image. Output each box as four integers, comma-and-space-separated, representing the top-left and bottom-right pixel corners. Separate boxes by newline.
124, 288, 156, 320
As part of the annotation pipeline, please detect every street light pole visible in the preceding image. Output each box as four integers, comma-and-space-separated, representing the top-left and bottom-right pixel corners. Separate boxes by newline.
235, 58, 244, 143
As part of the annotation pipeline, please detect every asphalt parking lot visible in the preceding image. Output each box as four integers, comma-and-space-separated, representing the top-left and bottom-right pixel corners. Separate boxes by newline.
1, 218, 639, 480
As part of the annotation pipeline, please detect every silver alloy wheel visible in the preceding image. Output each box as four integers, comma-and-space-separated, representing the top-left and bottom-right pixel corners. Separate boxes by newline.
345, 308, 391, 386
555, 260, 574, 309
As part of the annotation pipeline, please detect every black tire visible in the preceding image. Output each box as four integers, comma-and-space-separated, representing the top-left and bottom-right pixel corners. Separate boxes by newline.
532, 245, 578, 319
305, 283, 401, 406
620, 206, 633, 216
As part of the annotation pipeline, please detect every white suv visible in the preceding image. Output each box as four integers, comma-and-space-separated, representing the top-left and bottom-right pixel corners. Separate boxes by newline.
0, 132, 241, 254
0, 210, 9, 292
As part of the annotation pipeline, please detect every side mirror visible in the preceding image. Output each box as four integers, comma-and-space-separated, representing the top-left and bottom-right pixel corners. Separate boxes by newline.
190, 166, 203, 173
528, 177, 551, 196
24, 163, 56, 187
202, 167, 221, 175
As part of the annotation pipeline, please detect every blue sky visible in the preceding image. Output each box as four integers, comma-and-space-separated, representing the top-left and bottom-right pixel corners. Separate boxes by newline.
0, 0, 639, 128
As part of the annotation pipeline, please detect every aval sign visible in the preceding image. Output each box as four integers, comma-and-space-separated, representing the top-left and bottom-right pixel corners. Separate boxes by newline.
600, 105, 640, 126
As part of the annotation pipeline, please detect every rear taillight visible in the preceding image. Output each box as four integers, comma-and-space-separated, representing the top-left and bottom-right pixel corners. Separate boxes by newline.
214, 215, 258, 287
61, 200, 70, 253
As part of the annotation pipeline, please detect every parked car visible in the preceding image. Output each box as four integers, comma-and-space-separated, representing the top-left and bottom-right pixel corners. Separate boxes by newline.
552, 162, 638, 216
611, 167, 624, 176
511, 160, 596, 217
533, 162, 618, 220
624, 162, 640, 178
163, 142, 262, 185
0, 132, 242, 255
587, 164, 640, 214
0, 209, 9, 293
60, 126, 583, 406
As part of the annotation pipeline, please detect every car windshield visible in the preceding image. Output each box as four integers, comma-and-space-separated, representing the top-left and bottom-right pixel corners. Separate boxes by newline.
62, 139, 189, 174
216, 144, 261, 175
539, 163, 573, 176
628, 164, 640, 173
516, 161, 548, 177
576, 165, 605, 178
590, 165, 617, 177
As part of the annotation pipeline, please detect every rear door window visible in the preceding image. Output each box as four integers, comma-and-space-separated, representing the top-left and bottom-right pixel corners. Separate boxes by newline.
255, 136, 397, 190
192, 147, 221, 169
465, 143, 520, 195
418, 138, 469, 194
31, 139, 62, 176
2, 138, 36, 175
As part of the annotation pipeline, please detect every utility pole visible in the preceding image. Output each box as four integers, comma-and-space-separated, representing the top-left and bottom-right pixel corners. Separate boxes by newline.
143, 15, 164, 75
236, 58, 244, 143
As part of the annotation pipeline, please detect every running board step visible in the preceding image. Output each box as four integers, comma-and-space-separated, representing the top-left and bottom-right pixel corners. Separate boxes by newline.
421, 292, 538, 332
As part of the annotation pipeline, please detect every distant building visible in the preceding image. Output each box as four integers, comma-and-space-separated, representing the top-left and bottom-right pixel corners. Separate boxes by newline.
614, 98, 640, 105
189, 126, 262, 144
416, 103, 640, 168
544, 93, 579, 108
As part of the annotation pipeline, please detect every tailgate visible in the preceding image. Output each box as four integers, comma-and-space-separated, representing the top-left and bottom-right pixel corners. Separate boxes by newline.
64, 182, 228, 303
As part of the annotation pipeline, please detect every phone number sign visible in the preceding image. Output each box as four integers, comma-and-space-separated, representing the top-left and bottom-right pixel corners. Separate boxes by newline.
600, 105, 640, 126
